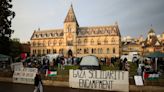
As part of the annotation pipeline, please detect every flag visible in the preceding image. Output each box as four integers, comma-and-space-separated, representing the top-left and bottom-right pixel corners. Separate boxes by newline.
143, 72, 159, 80
46, 70, 57, 77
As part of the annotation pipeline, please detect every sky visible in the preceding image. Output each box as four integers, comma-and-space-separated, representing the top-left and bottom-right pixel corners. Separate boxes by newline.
11, 0, 164, 42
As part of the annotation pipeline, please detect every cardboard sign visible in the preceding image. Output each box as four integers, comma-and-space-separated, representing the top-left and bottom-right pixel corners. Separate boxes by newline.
13, 68, 38, 84
134, 76, 143, 86
69, 70, 129, 92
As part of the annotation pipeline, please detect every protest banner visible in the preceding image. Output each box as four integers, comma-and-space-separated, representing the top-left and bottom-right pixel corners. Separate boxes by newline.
10, 62, 23, 71
69, 70, 129, 92
13, 68, 38, 84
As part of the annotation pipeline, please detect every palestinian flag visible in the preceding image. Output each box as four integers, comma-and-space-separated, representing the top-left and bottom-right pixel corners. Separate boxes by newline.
143, 72, 159, 80
46, 70, 57, 77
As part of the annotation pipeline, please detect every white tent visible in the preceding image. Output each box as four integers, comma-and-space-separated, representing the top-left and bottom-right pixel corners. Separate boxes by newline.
80, 55, 99, 66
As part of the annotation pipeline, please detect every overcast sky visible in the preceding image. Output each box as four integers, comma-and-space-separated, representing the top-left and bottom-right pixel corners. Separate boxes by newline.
11, 0, 164, 42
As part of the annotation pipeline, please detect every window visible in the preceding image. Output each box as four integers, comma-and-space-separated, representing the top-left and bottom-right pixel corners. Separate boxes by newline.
78, 39, 81, 45
97, 39, 101, 45
53, 40, 57, 46
113, 48, 115, 54
107, 48, 110, 54
53, 49, 56, 54
59, 40, 62, 46
92, 48, 94, 54
91, 39, 94, 45
47, 49, 51, 54
84, 48, 89, 54
84, 39, 88, 45
33, 42, 36, 47
77, 48, 82, 54
111, 38, 115, 43
104, 38, 108, 45
59, 49, 64, 54
48, 40, 52, 46
60, 32, 63, 36
38, 49, 41, 55
67, 40, 73, 46
38, 41, 41, 47
50, 33, 53, 37
43, 49, 45, 54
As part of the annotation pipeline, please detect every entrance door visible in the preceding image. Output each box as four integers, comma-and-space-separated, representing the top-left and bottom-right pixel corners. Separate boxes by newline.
68, 49, 73, 57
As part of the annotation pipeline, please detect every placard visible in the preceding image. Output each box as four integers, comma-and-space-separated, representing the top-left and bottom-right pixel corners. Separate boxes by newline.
69, 70, 129, 92
13, 68, 38, 84
134, 76, 143, 86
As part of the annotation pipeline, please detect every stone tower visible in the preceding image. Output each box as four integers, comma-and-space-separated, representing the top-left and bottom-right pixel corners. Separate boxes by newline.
63, 4, 79, 57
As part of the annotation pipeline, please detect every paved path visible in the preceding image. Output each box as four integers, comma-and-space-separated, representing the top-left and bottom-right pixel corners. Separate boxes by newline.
0, 82, 111, 92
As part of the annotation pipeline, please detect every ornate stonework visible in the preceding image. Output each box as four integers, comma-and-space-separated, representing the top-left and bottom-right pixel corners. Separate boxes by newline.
30, 5, 121, 58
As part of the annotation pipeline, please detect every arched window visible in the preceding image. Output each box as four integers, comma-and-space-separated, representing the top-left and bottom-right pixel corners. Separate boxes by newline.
113, 48, 115, 54
43, 41, 45, 46
97, 39, 101, 45
59, 40, 62, 46
84, 39, 88, 45
53, 40, 57, 46
111, 37, 115, 43
91, 39, 94, 45
48, 40, 51, 46
78, 39, 81, 45
33, 42, 36, 47
53, 49, 57, 54
104, 38, 108, 45
107, 48, 110, 54
38, 41, 41, 47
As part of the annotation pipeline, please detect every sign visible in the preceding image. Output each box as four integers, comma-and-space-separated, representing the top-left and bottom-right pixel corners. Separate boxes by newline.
10, 62, 23, 71
134, 76, 143, 86
69, 70, 129, 92
13, 68, 38, 84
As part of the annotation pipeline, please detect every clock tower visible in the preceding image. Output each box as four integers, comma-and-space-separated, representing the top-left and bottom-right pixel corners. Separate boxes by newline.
64, 4, 79, 57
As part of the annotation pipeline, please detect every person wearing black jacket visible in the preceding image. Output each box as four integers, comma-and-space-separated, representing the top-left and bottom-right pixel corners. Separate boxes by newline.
34, 73, 43, 92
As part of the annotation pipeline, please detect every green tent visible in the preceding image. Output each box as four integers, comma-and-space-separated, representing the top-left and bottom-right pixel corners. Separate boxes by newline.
0, 54, 10, 61
147, 51, 164, 58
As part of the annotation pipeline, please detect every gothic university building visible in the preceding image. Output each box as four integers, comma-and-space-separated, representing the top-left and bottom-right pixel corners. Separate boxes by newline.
30, 5, 121, 58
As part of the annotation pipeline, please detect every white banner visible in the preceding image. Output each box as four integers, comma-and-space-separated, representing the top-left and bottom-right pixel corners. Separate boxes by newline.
10, 62, 23, 71
69, 70, 129, 92
13, 68, 38, 84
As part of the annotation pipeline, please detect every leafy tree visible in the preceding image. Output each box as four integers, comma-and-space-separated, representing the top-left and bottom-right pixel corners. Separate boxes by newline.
0, 0, 15, 55
9, 39, 22, 58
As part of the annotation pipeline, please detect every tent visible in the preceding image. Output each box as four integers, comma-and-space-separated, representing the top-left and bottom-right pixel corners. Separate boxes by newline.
80, 55, 99, 66
0, 54, 10, 61
80, 55, 100, 70
146, 51, 164, 71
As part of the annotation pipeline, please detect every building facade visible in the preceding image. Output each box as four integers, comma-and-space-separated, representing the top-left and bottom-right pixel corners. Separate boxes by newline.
143, 28, 163, 55
30, 5, 121, 58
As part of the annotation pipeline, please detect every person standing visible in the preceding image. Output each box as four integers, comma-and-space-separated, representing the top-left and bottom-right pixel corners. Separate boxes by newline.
34, 74, 39, 92
34, 73, 43, 92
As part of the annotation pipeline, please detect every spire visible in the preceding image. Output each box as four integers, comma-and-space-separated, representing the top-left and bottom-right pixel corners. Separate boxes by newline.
64, 4, 78, 25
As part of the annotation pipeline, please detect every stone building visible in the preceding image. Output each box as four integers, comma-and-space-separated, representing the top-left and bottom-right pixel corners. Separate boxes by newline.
143, 28, 163, 55
30, 5, 121, 58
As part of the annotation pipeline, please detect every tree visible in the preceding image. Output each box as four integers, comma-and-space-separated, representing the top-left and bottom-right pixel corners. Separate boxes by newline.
9, 39, 22, 58
0, 0, 15, 55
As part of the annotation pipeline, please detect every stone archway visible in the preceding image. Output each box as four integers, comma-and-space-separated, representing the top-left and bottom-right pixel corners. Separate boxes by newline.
68, 49, 73, 57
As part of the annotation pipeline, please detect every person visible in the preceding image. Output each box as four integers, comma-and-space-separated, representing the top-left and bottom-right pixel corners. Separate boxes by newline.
34, 73, 43, 92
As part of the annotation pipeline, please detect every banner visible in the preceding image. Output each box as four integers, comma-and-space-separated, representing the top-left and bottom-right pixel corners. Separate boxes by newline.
10, 62, 23, 71
13, 68, 38, 84
69, 70, 129, 92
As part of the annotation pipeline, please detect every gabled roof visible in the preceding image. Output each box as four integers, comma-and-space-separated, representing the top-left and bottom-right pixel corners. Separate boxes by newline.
64, 4, 79, 26
144, 35, 161, 47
